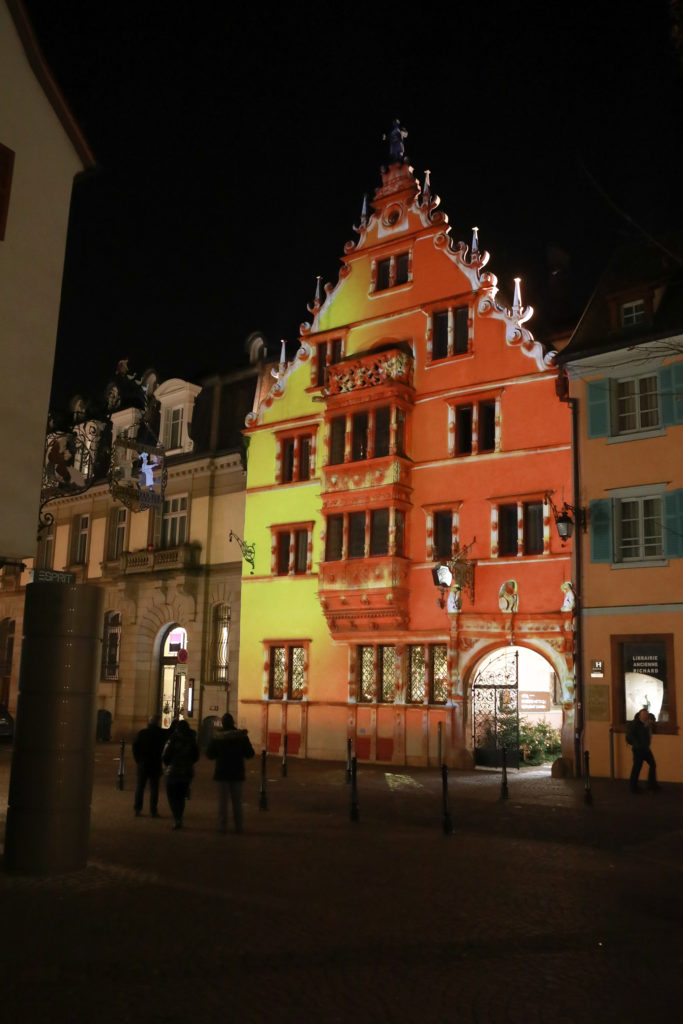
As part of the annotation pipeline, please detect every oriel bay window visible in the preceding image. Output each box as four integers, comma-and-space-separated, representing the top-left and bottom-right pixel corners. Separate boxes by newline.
325, 508, 405, 560
408, 644, 448, 704
279, 432, 314, 483
272, 523, 312, 575
268, 642, 307, 700
327, 405, 406, 465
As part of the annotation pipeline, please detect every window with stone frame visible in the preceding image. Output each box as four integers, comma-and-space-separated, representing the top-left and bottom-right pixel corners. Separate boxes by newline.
267, 642, 307, 701
375, 251, 410, 292
280, 432, 314, 483
408, 644, 448, 704
101, 611, 122, 681
272, 524, 311, 575
211, 603, 231, 684
327, 405, 405, 465
453, 398, 497, 456
496, 501, 544, 557
315, 337, 343, 387
431, 306, 469, 360
357, 644, 397, 703
70, 513, 90, 565
36, 521, 55, 570
161, 495, 188, 548
106, 507, 128, 561
326, 508, 404, 561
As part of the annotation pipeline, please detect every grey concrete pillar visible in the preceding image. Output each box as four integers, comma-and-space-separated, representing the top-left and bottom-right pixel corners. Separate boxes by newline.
3, 582, 103, 874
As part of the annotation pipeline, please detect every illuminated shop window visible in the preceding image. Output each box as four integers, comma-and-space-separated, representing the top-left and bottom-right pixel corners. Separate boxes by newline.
268, 643, 306, 700
408, 644, 448, 704
611, 634, 676, 733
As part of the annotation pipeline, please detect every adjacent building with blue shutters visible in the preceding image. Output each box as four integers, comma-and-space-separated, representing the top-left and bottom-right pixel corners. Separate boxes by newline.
560, 237, 683, 781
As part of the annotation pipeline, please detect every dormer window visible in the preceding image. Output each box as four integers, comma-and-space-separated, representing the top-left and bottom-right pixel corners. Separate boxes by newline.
155, 379, 201, 455
621, 299, 645, 328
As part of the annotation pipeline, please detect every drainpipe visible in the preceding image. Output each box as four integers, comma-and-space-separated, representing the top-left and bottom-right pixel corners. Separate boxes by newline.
563, 391, 584, 778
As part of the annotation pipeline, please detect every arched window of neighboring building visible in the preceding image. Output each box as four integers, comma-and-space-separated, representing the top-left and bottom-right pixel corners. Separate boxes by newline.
101, 611, 122, 681
0, 618, 15, 706
211, 603, 230, 684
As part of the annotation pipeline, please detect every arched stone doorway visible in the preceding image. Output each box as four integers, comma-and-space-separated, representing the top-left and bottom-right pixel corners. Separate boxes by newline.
470, 645, 562, 769
159, 624, 193, 728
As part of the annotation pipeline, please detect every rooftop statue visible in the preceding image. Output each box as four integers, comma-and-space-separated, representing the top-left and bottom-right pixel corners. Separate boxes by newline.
384, 119, 408, 163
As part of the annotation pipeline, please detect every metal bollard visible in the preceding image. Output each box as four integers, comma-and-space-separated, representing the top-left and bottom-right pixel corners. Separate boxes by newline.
259, 749, 268, 811
500, 745, 509, 801
609, 728, 615, 781
117, 739, 125, 790
584, 750, 593, 805
441, 763, 454, 835
350, 756, 359, 822
437, 720, 443, 768
346, 737, 352, 784
281, 733, 288, 778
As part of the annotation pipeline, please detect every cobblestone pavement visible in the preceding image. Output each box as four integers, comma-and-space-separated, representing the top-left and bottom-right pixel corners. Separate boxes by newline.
1, 744, 682, 1023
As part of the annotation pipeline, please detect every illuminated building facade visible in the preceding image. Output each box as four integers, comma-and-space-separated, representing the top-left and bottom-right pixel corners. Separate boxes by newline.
559, 238, 683, 782
238, 150, 575, 767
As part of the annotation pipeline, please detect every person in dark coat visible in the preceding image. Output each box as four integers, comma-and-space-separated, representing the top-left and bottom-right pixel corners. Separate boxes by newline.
132, 714, 167, 817
626, 707, 660, 793
162, 719, 199, 829
206, 713, 255, 833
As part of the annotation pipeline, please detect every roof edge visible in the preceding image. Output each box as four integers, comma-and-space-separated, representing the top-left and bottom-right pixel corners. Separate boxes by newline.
6, 0, 96, 170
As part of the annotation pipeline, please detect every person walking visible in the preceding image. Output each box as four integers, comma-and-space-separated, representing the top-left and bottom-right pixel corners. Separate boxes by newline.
206, 713, 255, 833
132, 714, 167, 817
162, 719, 199, 829
626, 707, 661, 793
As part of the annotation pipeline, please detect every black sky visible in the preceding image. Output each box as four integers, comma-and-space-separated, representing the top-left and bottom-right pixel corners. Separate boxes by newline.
21, 0, 683, 411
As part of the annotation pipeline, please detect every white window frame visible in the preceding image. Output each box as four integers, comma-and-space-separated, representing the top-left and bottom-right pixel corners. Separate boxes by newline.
615, 374, 660, 434
620, 299, 645, 328
107, 507, 128, 561
161, 495, 188, 548
616, 495, 664, 562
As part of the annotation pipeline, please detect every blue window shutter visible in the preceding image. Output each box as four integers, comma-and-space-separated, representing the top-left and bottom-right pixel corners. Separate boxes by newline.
664, 490, 683, 558
587, 380, 610, 438
659, 363, 683, 427
590, 499, 613, 562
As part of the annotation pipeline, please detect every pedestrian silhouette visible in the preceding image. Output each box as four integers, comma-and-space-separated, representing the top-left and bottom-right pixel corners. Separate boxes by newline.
206, 713, 255, 833
132, 713, 166, 817
162, 719, 199, 829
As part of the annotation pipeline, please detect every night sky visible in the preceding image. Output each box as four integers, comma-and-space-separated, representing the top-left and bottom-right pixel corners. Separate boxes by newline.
21, 0, 683, 412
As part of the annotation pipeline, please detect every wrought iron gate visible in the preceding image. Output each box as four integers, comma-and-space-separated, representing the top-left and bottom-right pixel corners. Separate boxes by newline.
472, 649, 520, 768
